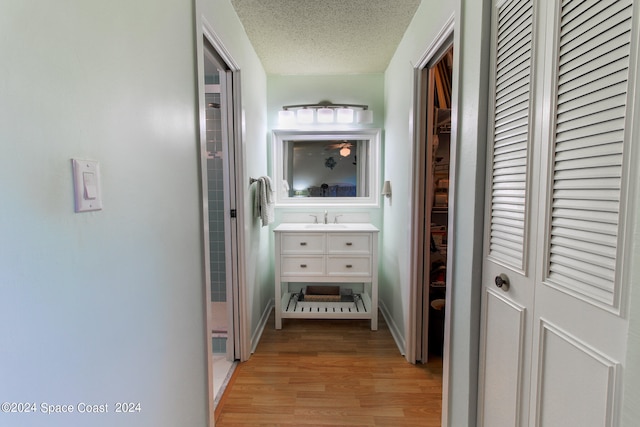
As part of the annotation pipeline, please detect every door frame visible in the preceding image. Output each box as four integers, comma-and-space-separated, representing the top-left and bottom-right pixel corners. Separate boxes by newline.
408, 13, 455, 423
412, 40, 455, 363
195, 17, 250, 426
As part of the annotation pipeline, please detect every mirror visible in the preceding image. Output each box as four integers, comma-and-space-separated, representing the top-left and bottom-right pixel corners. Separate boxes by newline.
272, 129, 380, 206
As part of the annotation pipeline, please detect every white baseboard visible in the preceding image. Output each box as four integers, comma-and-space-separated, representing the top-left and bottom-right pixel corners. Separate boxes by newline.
250, 298, 275, 354
379, 299, 406, 356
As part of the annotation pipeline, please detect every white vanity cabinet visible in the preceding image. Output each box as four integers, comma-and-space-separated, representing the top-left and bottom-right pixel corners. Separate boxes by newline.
273, 223, 379, 330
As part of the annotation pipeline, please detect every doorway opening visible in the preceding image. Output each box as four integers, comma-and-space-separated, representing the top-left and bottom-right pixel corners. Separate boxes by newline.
200, 36, 241, 409
418, 44, 453, 363
409, 20, 455, 425
412, 40, 454, 363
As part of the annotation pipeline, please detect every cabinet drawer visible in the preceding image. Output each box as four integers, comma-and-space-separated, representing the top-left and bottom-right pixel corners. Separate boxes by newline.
281, 233, 324, 254
327, 256, 371, 276
327, 233, 371, 254
281, 255, 325, 276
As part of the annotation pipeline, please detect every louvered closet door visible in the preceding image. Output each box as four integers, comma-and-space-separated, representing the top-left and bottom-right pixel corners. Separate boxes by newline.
480, 0, 637, 426
527, 1, 634, 425
478, 0, 540, 425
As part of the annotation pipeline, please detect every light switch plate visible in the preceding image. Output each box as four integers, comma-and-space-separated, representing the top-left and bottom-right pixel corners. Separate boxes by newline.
71, 158, 102, 212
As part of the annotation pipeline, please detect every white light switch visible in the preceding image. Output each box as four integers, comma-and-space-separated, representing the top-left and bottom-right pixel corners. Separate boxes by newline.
83, 172, 97, 199
72, 159, 102, 212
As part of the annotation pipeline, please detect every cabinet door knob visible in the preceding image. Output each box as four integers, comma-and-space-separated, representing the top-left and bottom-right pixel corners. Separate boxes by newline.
300, 242, 307, 246
346, 242, 353, 246
300, 264, 307, 268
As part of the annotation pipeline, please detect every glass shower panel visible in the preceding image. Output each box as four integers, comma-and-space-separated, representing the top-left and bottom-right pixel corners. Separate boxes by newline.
206, 90, 227, 355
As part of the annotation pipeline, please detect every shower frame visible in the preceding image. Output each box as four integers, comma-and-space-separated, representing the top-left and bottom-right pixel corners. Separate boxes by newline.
196, 19, 249, 426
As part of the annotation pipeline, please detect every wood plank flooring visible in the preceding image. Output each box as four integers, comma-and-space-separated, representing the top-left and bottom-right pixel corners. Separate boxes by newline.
215, 311, 442, 426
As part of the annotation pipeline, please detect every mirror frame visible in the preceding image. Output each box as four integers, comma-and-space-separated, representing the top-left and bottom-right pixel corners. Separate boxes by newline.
272, 128, 381, 207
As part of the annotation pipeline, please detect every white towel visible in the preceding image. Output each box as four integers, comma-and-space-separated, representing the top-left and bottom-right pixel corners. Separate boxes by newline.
254, 176, 274, 226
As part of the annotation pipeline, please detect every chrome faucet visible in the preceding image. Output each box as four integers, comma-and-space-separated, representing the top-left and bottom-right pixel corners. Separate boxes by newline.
324, 210, 328, 224
309, 214, 318, 224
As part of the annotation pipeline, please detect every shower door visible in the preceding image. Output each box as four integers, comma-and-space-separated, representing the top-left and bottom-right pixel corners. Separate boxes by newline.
203, 40, 240, 363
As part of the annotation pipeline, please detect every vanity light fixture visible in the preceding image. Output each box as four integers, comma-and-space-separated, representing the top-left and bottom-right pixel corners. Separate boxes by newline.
278, 101, 373, 126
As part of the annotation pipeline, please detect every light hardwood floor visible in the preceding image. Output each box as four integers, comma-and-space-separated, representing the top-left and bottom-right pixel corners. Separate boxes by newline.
215, 310, 443, 426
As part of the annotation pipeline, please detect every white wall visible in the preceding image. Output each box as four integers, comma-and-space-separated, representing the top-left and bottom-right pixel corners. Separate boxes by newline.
195, 0, 269, 354
381, 0, 456, 368
382, 1, 456, 345
0, 1, 207, 426
383, 1, 490, 426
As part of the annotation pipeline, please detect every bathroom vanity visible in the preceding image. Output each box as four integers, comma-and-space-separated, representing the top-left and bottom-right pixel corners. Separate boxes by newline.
273, 223, 379, 330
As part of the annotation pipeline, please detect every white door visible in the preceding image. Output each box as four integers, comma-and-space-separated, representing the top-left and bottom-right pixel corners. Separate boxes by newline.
478, 0, 539, 424
479, 0, 636, 426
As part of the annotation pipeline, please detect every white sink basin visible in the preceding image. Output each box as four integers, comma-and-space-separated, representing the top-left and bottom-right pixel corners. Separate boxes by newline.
304, 223, 348, 229
274, 223, 378, 232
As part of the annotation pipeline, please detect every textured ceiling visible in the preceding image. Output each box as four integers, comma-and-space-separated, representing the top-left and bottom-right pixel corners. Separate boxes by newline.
230, 0, 422, 75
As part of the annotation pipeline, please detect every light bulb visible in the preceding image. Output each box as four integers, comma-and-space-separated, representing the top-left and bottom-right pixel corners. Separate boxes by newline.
297, 109, 314, 124
336, 108, 354, 123
278, 110, 295, 127
317, 108, 334, 123
356, 109, 373, 124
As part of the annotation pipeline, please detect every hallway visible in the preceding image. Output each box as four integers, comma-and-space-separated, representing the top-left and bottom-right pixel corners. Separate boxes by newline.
215, 311, 442, 426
